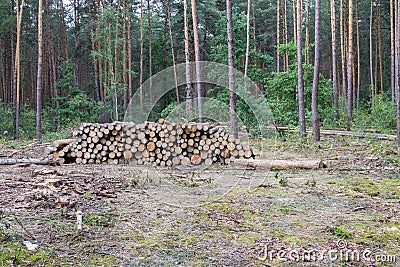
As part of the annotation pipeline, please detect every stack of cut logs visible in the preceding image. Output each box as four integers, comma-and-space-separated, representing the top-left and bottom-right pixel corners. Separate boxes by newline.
53, 120, 258, 166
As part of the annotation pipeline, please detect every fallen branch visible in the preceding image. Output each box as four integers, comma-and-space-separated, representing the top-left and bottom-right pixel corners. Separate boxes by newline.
234, 159, 327, 170
20, 141, 51, 150
276, 127, 397, 141
12, 215, 36, 240
0, 151, 18, 158
0, 158, 61, 166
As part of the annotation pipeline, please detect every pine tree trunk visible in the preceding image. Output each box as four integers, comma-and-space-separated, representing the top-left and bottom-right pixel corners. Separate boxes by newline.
0, 35, 4, 102
89, 2, 100, 102
73, 0, 80, 90
356, 0, 360, 109
283, 0, 288, 71
191, 0, 203, 122
112, 14, 119, 121
226, 0, 238, 139
370, 0, 375, 102
166, 0, 180, 104
245, 0, 251, 76
312, 0, 321, 142
127, 9, 132, 104
391, 0, 396, 102
396, 0, 399, 103
340, 0, 347, 101
252, 3, 258, 76
305, 0, 310, 64
44, 0, 56, 112
397, 0, 400, 148
162, 16, 167, 68
147, 0, 153, 105
122, 5, 128, 111
293, 0, 297, 44
59, 0, 68, 61
297, 0, 306, 138
139, 0, 144, 106
331, 0, 339, 122
374, 17, 378, 94
96, 0, 105, 103
183, 0, 193, 116
10, 4, 15, 107
276, 0, 280, 72
377, 2, 383, 95
14, 0, 24, 140
36, 0, 43, 140
346, 0, 354, 131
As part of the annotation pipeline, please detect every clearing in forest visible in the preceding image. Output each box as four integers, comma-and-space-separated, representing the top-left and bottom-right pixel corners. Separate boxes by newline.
0, 135, 399, 266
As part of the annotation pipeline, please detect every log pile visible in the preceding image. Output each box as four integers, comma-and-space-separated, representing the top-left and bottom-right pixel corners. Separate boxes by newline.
53, 120, 259, 166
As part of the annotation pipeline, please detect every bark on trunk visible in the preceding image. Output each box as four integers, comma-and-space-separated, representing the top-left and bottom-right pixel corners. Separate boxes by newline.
14, 0, 24, 140
276, 0, 280, 72
391, 0, 396, 102
226, 0, 238, 139
234, 159, 327, 170
346, 0, 354, 131
370, 0, 375, 101
340, 0, 347, 101
0, 158, 61, 166
397, 0, 400, 148
331, 0, 339, 122
36, 0, 43, 140
147, 0, 153, 105
139, 0, 144, 106
297, 0, 306, 138
245, 0, 251, 76
183, 0, 193, 116
312, 0, 321, 142
191, 0, 203, 122
166, 0, 180, 104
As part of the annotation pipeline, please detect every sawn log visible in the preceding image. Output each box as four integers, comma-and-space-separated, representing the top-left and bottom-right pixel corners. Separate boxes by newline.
234, 159, 327, 170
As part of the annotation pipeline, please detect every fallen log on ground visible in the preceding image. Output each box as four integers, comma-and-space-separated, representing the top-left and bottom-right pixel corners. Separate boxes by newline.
0, 158, 61, 166
276, 127, 397, 141
234, 159, 327, 170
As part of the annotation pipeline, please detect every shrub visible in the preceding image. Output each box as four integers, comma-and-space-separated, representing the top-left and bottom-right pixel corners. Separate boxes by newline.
352, 95, 397, 134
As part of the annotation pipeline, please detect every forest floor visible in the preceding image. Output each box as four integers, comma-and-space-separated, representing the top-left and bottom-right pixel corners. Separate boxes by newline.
0, 134, 399, 266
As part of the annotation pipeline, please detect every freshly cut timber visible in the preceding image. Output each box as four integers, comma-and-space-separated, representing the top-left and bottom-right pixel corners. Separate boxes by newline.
0, 158, 61, 166
53, 139, 76, 150
53, 121, 259, 166
234, 159, 327, 170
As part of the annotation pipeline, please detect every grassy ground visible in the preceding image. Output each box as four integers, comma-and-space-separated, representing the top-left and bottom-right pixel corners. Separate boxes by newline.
0, 134, 399, 266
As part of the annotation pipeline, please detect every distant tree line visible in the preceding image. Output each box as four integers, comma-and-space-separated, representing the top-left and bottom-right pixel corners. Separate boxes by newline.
0, 0, 399, 146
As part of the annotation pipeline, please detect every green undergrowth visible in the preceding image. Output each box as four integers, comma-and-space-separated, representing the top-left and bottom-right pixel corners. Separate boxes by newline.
0, 243, 55, 267
335, 175, 400, 199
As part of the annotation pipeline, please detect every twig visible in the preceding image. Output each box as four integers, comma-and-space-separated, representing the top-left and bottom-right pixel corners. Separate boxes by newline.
12, 214, 36, 240
257, 183, 272, 188
352, 206, 366, 212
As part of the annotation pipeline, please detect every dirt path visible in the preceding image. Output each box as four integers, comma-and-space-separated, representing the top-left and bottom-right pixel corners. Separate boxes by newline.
0, 136, 399, 266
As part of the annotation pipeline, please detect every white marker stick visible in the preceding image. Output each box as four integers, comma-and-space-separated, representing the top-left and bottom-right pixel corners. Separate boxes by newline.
76, 210, 82, 231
